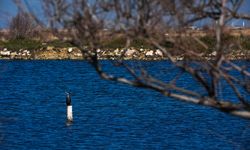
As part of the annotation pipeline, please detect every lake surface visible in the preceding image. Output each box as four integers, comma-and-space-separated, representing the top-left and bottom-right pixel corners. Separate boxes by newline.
0, 60, 250, 150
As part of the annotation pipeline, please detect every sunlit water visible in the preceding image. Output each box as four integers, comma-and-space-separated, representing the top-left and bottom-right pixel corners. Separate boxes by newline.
0, 60, 249, 150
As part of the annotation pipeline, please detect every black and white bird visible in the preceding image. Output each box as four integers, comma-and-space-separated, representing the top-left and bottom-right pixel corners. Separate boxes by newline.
66, 92, 73, 122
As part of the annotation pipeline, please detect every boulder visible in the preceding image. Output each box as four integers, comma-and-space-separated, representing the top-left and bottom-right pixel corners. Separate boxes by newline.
21, 50, 31, 56
0, 49, 11, 56
176, 57, 184, 61
209, 51, 217, 56
10, 52, 17, 59
96, 48, 101, 53
74, 53, 82, 57
145, 50, 154, 56
155, 49, 163, 57
114, 48, 119, 55
125, 49, 136, 56
68, 47, 73, 53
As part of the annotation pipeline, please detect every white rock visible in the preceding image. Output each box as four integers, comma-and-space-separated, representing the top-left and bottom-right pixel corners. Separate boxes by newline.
68, 47, 73, 53
176, 57, 184, 61
145, 50, 154, 56
96, 48, 101, 53
114, 48, 119, 54
155, 50, 163, 57
10, 52, 17, 58
0, 50, 11, 56
125, 49, 136, 56
11, 52, 17, 56
74, 53, 82, 57
211, 51, 217, 56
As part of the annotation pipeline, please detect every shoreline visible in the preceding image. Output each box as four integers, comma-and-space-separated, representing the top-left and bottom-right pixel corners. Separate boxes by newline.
0, 47, 249, 61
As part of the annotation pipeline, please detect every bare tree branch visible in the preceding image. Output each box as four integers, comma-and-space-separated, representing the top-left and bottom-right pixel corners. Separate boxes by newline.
15, 0, 250, 119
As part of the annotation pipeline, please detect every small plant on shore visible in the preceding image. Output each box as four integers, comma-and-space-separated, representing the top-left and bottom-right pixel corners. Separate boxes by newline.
199, 36, 216, 52
131, 39, 154, 49
102, 37, 126, 49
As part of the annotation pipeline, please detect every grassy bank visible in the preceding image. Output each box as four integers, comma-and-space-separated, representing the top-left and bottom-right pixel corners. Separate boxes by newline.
0, 39, 74, 51
1, 35, 250, 51
0, 35, 250, 61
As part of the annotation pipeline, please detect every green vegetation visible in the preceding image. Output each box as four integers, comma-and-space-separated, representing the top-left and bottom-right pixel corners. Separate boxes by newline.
0, 35, 250, 52
199, 36, 216, 51
102, 37, 174, 49
102, 37, 153, 49
131, 39, 153, 49
240, 36, 250, 50
46, 40, 73, 48
0, 39, 74, 51
199, 35, 248, 52
102, 37, 126, 49
1, 39, 42, 51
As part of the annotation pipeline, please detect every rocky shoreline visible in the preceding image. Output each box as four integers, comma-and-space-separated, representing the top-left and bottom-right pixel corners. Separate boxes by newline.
0, 46, 249, 61
0, 46, 166, 60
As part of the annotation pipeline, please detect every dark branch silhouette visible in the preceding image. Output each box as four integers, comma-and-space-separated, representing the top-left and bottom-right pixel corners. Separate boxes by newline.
15, 0, 250, 119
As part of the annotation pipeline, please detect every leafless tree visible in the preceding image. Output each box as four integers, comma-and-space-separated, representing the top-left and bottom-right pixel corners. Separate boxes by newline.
9, 10, 39, 40
19, 0, 250, 119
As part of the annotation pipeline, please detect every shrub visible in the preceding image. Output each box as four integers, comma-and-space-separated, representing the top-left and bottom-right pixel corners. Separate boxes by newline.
46, 40, 73, 48
130, 39, 153, 49
102, 37, 127, 49
102, 37, 167, 49
199, 36, 216, 51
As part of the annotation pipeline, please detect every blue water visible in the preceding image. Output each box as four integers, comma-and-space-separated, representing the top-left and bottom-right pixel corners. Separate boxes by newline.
0, 60, 250, 150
